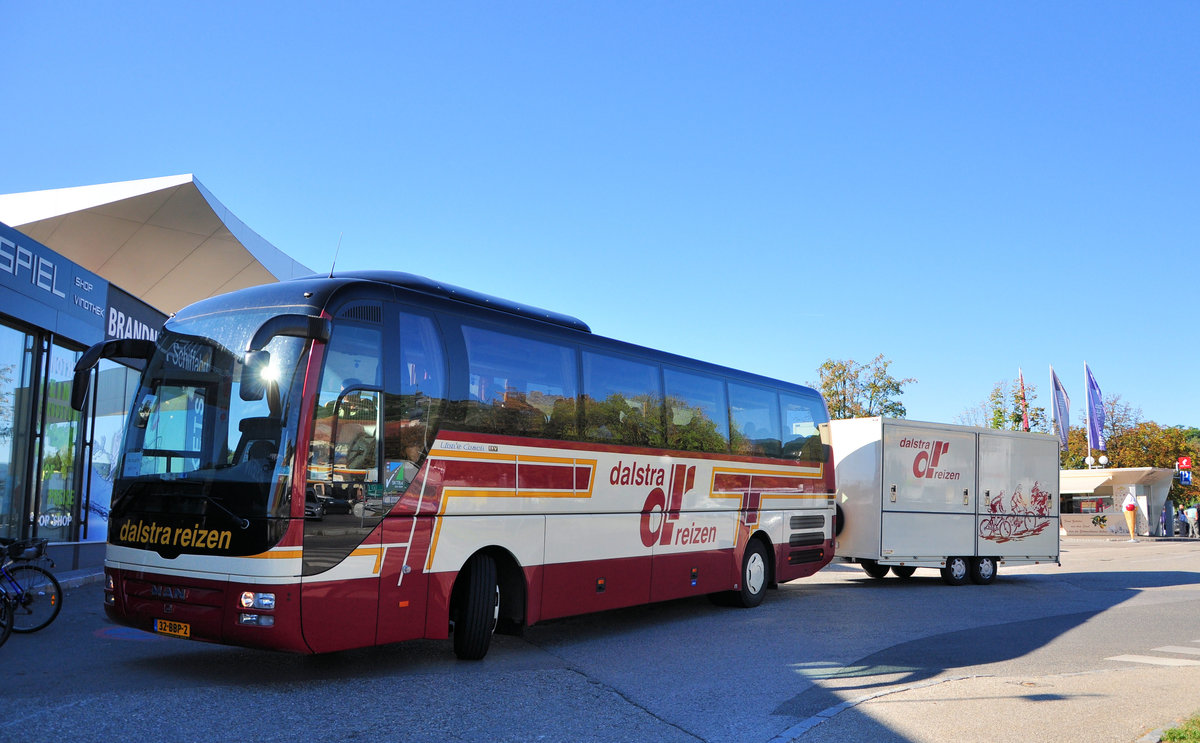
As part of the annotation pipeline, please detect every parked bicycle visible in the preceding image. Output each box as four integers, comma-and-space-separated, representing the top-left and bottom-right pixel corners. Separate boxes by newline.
0, 537, 63, 633
0, 590, 13, 648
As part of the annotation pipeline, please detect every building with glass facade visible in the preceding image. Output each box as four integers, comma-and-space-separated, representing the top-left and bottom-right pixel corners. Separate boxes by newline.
0, 175, 311, 571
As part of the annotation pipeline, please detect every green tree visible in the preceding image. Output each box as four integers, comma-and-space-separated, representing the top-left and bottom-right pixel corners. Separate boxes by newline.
958, 379, 1048, 432
816, 354, 915, 420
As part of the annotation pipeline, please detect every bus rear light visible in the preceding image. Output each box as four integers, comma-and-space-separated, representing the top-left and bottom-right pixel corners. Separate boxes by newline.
240, 592, 276, 610
238, 613, 275, 627
106, 574, 115, 591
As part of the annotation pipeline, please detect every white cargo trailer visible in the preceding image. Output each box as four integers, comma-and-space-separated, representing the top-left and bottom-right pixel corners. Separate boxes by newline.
828, 417, 1060, 585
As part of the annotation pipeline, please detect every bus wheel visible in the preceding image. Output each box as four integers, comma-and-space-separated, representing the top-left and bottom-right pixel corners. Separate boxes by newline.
969, 557, 997, 585
890, 565, 917, 579
734, 540, 769, 608
860, 559, 890, 579
453, 553, 499, 660
940, 556, 969, 586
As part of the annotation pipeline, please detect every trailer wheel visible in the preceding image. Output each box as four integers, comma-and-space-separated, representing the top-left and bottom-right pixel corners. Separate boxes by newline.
733, 539, 769, 608
890, 565, 917, 579
453, 553, 499, 660
969, 556, 997, 585
940, 556, 969, 586
860, 559, 890, 579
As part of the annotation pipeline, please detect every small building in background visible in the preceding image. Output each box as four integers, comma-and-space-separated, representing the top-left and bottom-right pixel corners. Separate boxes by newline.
0, 175, 312, 571
1060, 467, 1176, 538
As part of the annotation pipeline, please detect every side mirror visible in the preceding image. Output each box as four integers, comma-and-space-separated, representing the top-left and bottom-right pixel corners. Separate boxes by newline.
240, 350, 272, 402
71, 338, 156, 411
70, 368, 93, 412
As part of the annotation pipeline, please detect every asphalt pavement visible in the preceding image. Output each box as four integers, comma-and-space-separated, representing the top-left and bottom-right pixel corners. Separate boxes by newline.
8, 536, 1199, 743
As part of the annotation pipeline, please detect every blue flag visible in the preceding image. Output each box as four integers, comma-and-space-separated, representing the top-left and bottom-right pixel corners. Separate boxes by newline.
1050, 365, 1070, 450
1085, 363, 1106, 452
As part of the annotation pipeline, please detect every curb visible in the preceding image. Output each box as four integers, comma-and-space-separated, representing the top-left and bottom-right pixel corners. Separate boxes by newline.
56, 570, 105, 590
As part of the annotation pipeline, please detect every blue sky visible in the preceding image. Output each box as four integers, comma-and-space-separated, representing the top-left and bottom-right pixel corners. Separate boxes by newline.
3, 3, 1198, 429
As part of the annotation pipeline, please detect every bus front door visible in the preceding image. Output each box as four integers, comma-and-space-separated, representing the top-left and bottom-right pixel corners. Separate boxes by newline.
300, 483, 384, 653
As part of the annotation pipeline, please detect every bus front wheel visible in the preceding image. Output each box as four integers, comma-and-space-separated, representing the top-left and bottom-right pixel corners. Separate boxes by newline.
453, 553, 499, 660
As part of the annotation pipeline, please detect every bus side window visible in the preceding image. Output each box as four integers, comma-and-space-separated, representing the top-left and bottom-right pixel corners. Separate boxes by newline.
664, 367, 729, 453
336, 390, 378, 477
308, 323, 383, 485
781, 392, 829, 463
459, 326, 577, 440
729, 382, 782, 458
581, 351, 664, 447
381, 312, 446, 490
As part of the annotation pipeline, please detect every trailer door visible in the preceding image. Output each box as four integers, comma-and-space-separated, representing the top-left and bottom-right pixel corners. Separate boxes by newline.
879, 424, 977, 560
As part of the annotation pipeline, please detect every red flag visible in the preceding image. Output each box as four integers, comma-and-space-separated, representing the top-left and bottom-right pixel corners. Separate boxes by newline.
1018, 367, 1030, 432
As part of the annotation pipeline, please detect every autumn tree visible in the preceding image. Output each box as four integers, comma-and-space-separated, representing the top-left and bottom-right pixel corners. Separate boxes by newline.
1099, 394, 1141, 446
816, 354, 915, 420
1059, 396, 1199, 507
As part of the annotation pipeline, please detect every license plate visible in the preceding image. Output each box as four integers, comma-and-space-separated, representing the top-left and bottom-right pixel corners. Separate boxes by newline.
154, 619, 191, 638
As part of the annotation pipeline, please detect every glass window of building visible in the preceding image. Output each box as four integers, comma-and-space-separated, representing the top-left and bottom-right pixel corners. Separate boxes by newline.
36, 342, 83, 542
0, 323, 35, 540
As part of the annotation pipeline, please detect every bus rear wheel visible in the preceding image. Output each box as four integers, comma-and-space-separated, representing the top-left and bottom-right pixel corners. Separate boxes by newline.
453, 553, 499, 660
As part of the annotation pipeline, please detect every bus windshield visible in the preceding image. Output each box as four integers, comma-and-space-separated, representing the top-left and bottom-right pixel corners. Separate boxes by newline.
108, 308, 310, 556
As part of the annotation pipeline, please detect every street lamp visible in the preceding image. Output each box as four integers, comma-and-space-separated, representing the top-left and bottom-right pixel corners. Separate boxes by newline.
1085, 455, 1110, 469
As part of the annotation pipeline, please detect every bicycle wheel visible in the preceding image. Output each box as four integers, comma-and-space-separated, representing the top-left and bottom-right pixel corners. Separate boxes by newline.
0, 594, 13, 648
8, 564, 62, 633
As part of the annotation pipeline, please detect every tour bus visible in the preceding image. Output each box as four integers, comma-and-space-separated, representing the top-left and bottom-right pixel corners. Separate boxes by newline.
72, 271, 835, 659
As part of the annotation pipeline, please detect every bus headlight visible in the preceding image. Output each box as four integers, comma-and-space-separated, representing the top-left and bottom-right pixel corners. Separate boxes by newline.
239, 592, 276, 610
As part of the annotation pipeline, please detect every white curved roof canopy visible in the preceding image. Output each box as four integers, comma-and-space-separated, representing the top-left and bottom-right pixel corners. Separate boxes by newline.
0, 174, 313, 314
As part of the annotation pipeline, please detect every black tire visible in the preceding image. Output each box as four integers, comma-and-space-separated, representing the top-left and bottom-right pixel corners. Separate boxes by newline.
860, 559, 890, 579
969, 556, 997, 585
9, 564, 62, 633
940, 556, 969, 586
0, 595, 13, 648
890, 565, 917, 579
453, 554, 498, 660
733, 539, 769, 608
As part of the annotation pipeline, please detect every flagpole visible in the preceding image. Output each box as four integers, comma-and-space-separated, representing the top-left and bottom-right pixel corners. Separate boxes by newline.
1050, 364, 1070, 460
1050, 364, 1060, 454
1084, 362, 1092, 467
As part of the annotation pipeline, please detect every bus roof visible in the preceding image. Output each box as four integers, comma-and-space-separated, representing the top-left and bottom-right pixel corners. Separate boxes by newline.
328, 271, 592, 333
171, 270, 821, 401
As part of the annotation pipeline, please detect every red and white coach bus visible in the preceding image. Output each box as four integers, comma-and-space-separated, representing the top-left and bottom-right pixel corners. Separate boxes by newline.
72, 271, 835, 659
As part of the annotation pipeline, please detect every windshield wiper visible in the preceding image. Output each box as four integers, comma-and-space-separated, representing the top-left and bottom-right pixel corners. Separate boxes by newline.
201, 495, 250, 530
